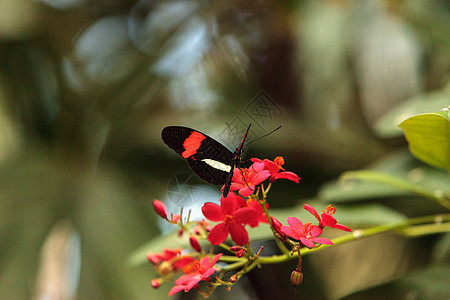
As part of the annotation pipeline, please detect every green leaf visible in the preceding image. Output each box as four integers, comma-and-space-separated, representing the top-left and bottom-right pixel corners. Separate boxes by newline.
400, 111, 450, 170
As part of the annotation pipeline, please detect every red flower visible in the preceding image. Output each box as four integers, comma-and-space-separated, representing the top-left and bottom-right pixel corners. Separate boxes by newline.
223, 194, 267, 227
152, 199, 168, 220
168, 253, 223, 296
251, 156, 300, 183
147, 248, 194, 275
229, 162, 271, 197
147, 248, 181, 266
304, 204, 351, 232
246, 198, 269, 227
202, 194, 259, 245
280, 217, 332, 248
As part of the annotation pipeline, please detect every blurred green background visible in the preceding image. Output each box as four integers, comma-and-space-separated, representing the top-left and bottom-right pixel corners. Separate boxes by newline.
0, 0, 449, 299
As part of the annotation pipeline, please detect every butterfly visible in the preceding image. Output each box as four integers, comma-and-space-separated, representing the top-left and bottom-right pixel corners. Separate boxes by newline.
161, 124, 251, 197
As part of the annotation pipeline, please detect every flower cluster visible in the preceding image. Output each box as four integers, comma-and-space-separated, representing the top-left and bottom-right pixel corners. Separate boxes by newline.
147, 157, 351, 297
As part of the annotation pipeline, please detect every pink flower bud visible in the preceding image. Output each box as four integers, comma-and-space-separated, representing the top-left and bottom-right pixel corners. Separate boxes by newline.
236, 249, 244, 258
270, 216, 286, 238
151, 279, 160, 289
230, 246, 245, 258
152, 200, 168, 219
230, 246, 242, 252
189, 236, 202, 252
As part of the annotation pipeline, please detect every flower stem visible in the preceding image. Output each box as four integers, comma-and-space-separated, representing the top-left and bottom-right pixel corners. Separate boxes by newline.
219, 213, 450, 267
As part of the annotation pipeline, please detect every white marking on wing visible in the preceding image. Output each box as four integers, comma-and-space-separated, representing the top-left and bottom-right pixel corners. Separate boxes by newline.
201, 159, 231, 172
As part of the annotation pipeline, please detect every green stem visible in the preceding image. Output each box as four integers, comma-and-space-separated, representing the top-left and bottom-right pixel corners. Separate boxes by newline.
258, 192, 290, 255
219, 213, 450, 267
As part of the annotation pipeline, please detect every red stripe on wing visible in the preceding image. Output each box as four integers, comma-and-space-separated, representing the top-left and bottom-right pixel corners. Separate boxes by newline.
182, 131, 206, 158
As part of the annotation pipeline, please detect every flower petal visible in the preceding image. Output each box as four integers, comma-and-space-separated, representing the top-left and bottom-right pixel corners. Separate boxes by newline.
287, 217, 303, 231
321, 213, 337, 227
228, 222, 249, 245
251, 170, 271, 185
230, 182, 244, 192
202, 202, 225, 222
208, 222, 229, 245
233, 207, 259, 224
172, 256, 195, 270
185, 277, 201, 291
238, 186, 255, 197
299, 237, 315, 248
274, 171, 300, 183
168, 285, 186, 296
209, 253, 223, 266
281, 226, 300, 240
304, 204, 321, 223
251, 158, 263, 163
332, 224, 352, 232
175, 274, 196, 285
202, 268, 215, 279
262, 159, 279, 176
309, 225, 323, 238
311, 237, 333, 245
250, 161, 266, 172
221, 195, 238, 215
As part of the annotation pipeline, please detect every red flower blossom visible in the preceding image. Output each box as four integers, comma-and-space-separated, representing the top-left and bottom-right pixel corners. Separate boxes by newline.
152, 199, 168, 220
304, 204, 351, 232
202, 195, 259, 245
147, 248, 182, 266
229, 162, 271, 197
280, 217, 333, 248
246, 198, 269, 227
168, 253, 223, 296
251, 156, 300, 183
223, 194, 267, 227
147, 248, 194, 275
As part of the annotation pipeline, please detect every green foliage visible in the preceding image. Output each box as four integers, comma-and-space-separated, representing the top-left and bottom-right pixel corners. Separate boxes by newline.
400, 109, 450, 171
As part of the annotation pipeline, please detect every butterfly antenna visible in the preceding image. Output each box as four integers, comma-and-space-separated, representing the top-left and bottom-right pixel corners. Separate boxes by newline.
245, 125, 282, 147
238, 166, 255, 193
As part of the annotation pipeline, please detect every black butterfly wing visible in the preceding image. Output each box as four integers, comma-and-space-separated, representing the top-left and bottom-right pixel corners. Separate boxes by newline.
162, 126, 235, 185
